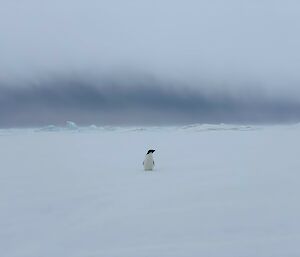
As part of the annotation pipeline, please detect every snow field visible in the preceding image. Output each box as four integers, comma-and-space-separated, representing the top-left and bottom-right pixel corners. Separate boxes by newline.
1, 125, 300, 257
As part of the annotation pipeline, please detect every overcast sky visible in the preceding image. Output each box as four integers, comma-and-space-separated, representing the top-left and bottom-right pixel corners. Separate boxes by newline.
1, 0, 300, 126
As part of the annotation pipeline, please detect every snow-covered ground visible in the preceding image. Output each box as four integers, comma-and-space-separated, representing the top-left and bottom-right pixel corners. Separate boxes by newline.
1, 124, 300, 257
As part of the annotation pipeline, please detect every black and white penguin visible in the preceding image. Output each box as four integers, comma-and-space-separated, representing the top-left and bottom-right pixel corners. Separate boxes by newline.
143, 149, 155, 171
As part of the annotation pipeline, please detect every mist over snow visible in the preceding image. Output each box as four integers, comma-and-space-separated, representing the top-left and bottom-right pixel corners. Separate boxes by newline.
1, 0, 300, 126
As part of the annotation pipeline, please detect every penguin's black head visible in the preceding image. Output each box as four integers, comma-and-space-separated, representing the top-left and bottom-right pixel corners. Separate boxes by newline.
147, 149, 155, 154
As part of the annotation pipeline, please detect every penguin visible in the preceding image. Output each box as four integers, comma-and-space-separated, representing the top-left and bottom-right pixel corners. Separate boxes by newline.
143, 149, 155, 171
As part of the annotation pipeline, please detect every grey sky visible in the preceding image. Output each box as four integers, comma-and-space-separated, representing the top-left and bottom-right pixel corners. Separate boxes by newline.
1, 0, 300, 126
1, 0, 300, 85
1, 75, 300, 127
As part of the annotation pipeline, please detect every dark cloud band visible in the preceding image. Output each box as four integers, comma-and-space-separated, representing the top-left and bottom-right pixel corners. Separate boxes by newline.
1, 76, 300, 127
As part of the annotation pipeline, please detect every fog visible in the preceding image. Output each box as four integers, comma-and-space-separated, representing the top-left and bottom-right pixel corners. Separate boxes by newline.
1, 0, 300, 126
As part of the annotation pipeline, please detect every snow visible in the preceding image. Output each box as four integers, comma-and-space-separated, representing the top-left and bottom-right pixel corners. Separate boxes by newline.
1, 124, 300, 257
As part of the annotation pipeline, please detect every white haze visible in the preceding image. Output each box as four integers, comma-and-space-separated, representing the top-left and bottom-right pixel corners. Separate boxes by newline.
1, 0, 300, 96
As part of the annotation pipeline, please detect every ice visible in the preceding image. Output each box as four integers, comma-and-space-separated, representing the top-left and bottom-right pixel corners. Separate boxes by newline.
66, 121, 79, 130
180, 123, 256, 131
36, 121, 79, 132
37, 125, 60, 132
1, 125, 300, 257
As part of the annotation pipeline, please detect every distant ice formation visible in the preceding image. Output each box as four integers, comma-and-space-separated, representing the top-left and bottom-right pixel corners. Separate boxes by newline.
36, 121, 80, 132
66, 121, 78, 130
34, 123, 258, 133
1, 123, 300, 135
180, 123, 256, 132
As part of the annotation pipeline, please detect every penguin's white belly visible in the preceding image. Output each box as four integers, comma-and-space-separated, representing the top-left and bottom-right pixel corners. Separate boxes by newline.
143, 155, 154, 170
